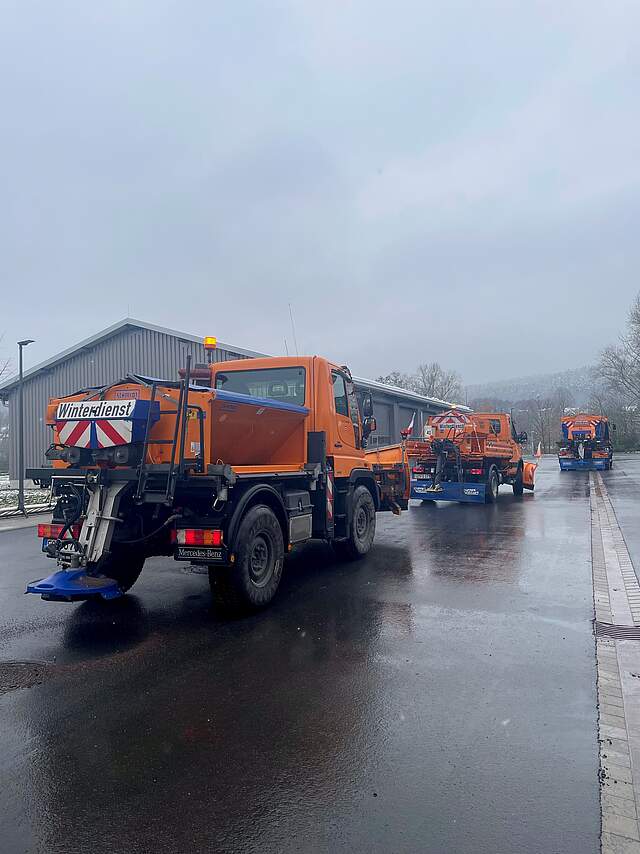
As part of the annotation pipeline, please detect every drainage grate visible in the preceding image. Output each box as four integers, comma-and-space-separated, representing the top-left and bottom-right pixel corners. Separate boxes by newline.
0, 661, 52, 694
596, 622, 640, 640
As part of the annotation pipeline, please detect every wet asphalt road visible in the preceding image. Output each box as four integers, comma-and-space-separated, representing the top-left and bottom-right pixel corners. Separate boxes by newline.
1, 456, 602, 854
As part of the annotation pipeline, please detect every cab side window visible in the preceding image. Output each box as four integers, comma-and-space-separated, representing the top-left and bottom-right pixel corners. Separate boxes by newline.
346, 383, 360, 428
332, 372, 349, 417
489, 419, 501, 435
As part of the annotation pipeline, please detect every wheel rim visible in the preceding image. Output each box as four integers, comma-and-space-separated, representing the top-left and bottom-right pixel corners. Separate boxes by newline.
249, 534, 273, 587
355, 505, 369, 541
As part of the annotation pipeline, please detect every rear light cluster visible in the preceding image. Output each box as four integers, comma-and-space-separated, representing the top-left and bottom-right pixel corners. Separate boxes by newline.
468, 468, 483, 475
173, 528, 223, 546
412, 465, 425, 474
37, 523, 81, 539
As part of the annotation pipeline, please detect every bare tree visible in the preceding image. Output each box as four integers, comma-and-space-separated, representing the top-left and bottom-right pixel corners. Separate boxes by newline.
0, 334, 11, 382
414, 362, 463, 402
376, 371, 415, 391
598, 293, 640, 403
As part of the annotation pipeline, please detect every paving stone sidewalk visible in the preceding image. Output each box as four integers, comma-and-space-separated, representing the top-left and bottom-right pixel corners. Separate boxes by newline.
592, 473, 640, 853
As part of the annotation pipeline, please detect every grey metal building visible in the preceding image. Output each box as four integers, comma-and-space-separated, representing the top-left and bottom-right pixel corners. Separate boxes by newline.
0, 318, 462, 477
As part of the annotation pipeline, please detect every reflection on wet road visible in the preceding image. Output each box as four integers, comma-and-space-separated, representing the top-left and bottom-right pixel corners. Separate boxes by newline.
0, 457, 599, 853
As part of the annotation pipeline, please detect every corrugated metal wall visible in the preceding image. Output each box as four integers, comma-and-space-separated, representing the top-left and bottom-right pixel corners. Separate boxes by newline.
5, 326, 249, 478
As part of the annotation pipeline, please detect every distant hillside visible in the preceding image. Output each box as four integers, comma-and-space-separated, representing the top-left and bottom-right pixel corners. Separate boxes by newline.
466, 365, 597, 407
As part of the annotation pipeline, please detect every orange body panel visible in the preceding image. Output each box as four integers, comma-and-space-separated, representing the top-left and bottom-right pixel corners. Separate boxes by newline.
561, 413, 608, 442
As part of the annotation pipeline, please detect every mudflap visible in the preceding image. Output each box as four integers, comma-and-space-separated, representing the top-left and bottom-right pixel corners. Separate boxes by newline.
26, 568, 123, 602
523, 461, 537, 489
558, 458, 609, 471
411, 480, 486, 503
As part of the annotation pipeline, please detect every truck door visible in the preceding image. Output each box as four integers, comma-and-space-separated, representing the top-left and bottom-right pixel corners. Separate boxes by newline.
331, 370, 362, 477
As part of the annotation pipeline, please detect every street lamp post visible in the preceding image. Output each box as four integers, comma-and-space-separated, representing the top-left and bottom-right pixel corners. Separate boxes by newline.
17, 339, 34, 516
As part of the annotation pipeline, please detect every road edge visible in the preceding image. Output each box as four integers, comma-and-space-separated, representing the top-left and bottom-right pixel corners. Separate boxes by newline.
592, 473, 640, 852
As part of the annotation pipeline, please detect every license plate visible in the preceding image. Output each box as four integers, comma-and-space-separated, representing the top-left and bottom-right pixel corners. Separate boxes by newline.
413, 474, 431, 480
176, 546, 224, 562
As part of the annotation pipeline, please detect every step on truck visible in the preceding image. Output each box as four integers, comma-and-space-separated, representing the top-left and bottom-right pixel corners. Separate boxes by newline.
367, 409, 535, 504
558, 414, 614, 471
26, 351, 409, 610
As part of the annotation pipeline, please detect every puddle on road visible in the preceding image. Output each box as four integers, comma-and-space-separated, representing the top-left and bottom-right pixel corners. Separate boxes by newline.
0, 660, 53, 694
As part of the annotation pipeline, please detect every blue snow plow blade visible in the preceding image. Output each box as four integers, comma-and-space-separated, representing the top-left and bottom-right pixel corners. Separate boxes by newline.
26, 569, 123, 602
411, 480, 486, 503
559, 458, 610, 471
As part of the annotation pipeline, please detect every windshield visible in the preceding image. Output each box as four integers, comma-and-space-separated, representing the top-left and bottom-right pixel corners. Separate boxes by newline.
215, 366, 306, 405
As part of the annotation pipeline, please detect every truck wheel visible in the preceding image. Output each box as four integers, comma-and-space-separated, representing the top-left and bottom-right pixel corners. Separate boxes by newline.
93, 546, 145, 593
485, 467, 499, 504
512, 467, 524, 496
335, 485, 376, 560
210, 505, 284, 612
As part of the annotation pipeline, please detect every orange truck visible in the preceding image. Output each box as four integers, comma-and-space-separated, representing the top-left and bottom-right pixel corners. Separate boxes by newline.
368, 409, 535, 503
25, 352, 408, 609
558, 414, 614, 471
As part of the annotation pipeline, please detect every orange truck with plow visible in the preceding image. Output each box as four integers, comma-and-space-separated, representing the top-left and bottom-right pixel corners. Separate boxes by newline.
25, 352, 409, 610
367, 409, 535, 504
558, 414, 614, 471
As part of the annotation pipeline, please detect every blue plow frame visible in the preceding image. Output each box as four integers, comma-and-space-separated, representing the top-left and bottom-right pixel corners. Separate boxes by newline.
411, 479, 486, 503
26, 568, 123, 602
558, 457, 610, 471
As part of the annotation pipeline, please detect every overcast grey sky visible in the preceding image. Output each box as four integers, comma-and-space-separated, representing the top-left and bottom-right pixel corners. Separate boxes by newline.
2, 1, 639, 384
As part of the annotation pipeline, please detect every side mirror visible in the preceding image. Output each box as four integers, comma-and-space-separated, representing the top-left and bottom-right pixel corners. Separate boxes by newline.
362, 393, 374, 418
363, 416, 377, 438
518, 431, 528, 444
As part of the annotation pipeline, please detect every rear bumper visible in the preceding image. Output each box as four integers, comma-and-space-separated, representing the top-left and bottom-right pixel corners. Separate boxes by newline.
411, 479, 486, 503
559, 458, 610, 471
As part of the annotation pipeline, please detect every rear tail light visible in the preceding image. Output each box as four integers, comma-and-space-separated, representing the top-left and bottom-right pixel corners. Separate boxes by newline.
412, 465, 425, 474
37, 523, 81, 539
468, 468, 483, 475
173, 529, 223, 546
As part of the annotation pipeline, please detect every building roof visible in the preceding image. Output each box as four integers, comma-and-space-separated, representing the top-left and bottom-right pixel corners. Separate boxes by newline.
0, 317, 468, 411
0, 318, 266, 395
353, 374, 470, 412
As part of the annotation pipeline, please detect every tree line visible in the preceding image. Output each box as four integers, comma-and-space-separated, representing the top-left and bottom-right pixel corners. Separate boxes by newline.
376, 293, 640, 452
377, 362, 464, 403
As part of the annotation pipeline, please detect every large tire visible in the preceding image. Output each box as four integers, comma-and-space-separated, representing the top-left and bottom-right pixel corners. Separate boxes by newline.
210, 505, 284, 612
335, 485, 376, 560
512, 466, 524, 496
485, 467, 499, 504
93, 545, 145, 593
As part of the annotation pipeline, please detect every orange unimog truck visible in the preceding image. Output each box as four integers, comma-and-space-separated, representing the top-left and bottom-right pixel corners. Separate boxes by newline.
25, 351, 408, 610
558, 414, 614, 471
367, 409, 535, 504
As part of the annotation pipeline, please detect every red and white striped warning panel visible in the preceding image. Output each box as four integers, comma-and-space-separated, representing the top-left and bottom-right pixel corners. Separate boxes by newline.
326, 470, 334, 522
431, 410, 470, 429
55, 399, 138, 448
57, 419, 92, 448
